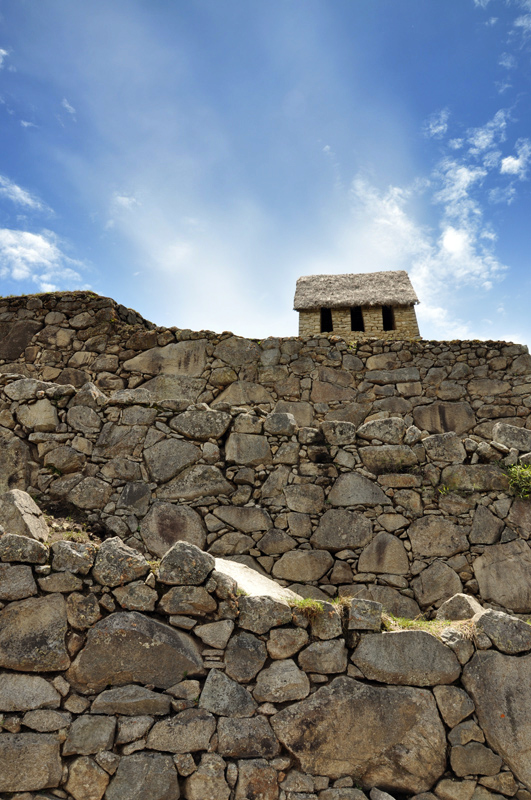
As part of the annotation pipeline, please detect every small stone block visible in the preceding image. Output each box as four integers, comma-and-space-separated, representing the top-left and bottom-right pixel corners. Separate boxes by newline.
348, 598, 382, 631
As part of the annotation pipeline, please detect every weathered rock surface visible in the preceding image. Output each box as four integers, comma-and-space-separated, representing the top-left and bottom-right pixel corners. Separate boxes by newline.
423, 433, 467, 463
433, 685, 475, 728
311, 509, 373, 552
0, 733, 63, 792
469, 505, 504, 545
411, 561, 462, 608
91, 684, 172, 716
184, 752, 229, 800
106, 752, 179, 800
0, 489, 49, 542
253, 658, 310, 703
298, 640, 348, 674
199, 669, 257, 717
123, 340, 207, 376
215, 558, 299, 602
0, 532, 48, 563
272, 549, 333, 581
0, 593, 70, 671
357, 417, 407, 444
412, 402, 476, 434
92, 537, 149, 587
218, 717, 280, 758
462, 650, 531, 788
441, 465, 509, 493
146, 708, 216, 753
63, 714, 116, 755
408, 516, 468, 558
0, 428, 32, 493
0, 673, 61, 711
436, 593, 484, 621
0, 562, 37, 600
473, 609, 531, 654
140, 502, 206, 556
358, 532, 409, 574
67, 611, 204, 691
361, 445, 418, 475
158, 541, 215, 585
213, 505, 272, 533
329, 473, 390, 506
51, 540, 97, 575
352, 630, 461, 685
226, 433, 272, 465
144, 438, 201, 483
238, 595, 293, 634
170, 407, 231, 440
271, 676, 447, 792
157, 465, 232, 500
234, 759, 279, 800
225, 631, 268, 682
492, 422, 531, 452
473, 540, 531, 612
65, 756, 110, 800
158, 585, 216, 616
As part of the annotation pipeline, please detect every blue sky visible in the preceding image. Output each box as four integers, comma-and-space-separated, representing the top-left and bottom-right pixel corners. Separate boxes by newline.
1, 1, 531, 344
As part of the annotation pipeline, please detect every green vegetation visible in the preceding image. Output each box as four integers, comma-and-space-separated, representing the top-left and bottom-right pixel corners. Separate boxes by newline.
288, 596, 325, 620
382, 612, 475, 640
506, 463, 531, 499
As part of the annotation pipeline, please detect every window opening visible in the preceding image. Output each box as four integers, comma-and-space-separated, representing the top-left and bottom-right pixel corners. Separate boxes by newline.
320, 308, 333, 332
350, 306, 365, 331
382, 305, 395, 331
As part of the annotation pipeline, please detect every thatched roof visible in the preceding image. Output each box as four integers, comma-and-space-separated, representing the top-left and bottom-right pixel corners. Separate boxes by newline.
293, 270, 419, 310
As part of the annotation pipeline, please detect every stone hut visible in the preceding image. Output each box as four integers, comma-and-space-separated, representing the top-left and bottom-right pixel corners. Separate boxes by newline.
294, 269, 420, 338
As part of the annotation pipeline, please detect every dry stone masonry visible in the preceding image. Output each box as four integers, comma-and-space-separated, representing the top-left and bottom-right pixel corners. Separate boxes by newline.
0, 535, 530, 798
1, 290, 531, 797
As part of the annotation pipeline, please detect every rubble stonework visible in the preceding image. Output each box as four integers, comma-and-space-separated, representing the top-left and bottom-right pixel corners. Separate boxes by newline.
0, 538, 529, 797
1, 290, 531, 796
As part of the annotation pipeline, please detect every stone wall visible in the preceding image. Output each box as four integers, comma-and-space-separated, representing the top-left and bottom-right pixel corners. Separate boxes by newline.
1, 292, 531, 620
297, 305, 420, 338
1, 532, 531, 799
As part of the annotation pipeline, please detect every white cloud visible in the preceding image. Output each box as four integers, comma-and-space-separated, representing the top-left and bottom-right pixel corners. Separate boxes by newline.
423, 108, 450, 139
433, 160, 486, 223
467, 110, 508, 154
514, 14, 531, 34
495, 80, 512, 95
473, 0, 492, 7
61, 97, 76, 116
0, 175, 48, 211
489, 185, 516, 204
499, 53, 516, 70
0, 49, 8, 68
500, 138, 531, 178
112, 193, 139, 211
105, 191, 141, 229
20, 120, 37, 128
0, 228, 84, 290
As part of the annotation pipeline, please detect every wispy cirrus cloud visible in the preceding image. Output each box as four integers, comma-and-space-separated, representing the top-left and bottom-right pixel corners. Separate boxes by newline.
61, 97, 76, 120
0, 228, 84, 291
500, 138, 531, 178
0, 174, 49, 212
423, 108, 450, 139
105, 191, 141, 229
499, 52, 517, 70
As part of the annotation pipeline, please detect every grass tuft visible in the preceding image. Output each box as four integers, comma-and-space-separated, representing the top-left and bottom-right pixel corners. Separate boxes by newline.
506, 463, 531, 500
